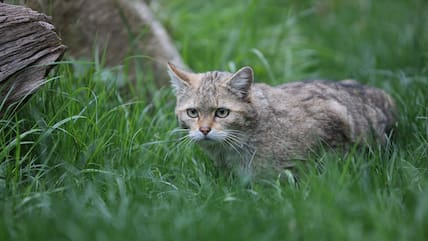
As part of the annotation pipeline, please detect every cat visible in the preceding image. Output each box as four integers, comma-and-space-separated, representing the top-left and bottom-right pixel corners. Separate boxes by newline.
168, 63, 397, 177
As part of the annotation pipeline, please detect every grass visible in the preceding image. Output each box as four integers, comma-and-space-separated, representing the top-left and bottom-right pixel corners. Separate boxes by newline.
1, 0, 428, 240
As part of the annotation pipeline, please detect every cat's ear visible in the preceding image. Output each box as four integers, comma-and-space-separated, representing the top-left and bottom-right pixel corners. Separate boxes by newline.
167, 63, 191, 93
225, 66, 253, 98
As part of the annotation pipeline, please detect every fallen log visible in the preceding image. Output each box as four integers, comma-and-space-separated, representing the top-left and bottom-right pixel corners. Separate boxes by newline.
0, 3, 66, 111
23, 0, 185, 86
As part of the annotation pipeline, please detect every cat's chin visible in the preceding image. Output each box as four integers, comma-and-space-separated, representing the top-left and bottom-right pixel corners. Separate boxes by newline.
188, 130, 228, 142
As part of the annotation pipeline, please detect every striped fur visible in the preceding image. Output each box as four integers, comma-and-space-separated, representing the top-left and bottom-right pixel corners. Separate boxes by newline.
168, 63, 397, 177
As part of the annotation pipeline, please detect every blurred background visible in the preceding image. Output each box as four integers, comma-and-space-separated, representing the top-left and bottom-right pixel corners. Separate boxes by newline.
157, 0, 428, 83
10, 0, 428, 86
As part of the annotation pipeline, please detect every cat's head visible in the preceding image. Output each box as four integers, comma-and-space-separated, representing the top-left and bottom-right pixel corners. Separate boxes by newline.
168, 63, 256, 143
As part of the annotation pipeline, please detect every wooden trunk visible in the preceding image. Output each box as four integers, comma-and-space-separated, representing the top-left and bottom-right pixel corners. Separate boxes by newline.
0, 3, 65, 111
22, 0, 186, 86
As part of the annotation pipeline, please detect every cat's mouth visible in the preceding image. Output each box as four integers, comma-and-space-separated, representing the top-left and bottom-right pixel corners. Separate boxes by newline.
192, 134, 221, 142
188, 129, 227, 142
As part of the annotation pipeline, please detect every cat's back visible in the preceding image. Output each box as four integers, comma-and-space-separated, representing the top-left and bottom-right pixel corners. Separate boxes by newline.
251, 80, 396, 149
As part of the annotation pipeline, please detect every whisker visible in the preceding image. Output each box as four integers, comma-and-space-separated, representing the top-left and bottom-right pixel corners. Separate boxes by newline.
226, 129, 247, 136
223, 138, 244, 159
226, 134, 243, 145
226, 130, 248, 142
224, 130, 256, 164
165, 134, 195, 159
226, 133, 249, 149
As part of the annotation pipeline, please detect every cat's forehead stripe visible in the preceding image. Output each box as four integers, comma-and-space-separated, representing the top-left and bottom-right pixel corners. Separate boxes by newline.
197, 73, 219, 108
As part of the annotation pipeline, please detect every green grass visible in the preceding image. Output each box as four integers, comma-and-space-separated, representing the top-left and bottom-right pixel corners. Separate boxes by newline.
1, 0, 428, 240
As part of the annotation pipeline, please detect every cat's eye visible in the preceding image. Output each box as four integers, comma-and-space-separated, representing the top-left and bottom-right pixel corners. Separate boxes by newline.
215, 108, 230, 118
186, 108, 199, 118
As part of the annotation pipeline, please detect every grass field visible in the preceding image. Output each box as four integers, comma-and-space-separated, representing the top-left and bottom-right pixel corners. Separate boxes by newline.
1, 0, 428, 240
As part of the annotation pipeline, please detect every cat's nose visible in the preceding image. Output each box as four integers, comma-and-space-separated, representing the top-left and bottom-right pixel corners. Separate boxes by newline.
199, 127, 211, 135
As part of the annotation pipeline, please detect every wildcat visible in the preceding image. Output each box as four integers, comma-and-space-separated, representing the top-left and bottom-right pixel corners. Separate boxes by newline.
168, 63, 396, 177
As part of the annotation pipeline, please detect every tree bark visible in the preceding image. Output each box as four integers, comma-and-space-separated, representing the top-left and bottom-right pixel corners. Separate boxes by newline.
0, 3, 65, 111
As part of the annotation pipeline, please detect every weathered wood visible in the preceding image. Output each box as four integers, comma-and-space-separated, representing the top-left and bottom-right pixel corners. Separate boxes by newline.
0, 3, 65, 110
22, 0, 185, 86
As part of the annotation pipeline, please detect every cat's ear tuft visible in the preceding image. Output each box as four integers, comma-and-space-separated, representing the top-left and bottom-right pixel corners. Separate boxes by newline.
226, 66, 253, 98
167, 63, 191, 93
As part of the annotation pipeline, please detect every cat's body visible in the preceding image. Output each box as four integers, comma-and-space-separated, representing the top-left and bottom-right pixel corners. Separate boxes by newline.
168, 64, 396, 176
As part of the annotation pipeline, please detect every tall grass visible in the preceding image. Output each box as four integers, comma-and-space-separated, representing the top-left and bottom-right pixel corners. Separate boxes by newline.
1, 0, 427, 240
